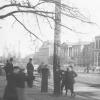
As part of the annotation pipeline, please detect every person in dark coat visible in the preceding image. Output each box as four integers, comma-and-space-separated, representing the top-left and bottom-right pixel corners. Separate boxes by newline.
64, 68, 70, 95
4, 58, 14, 81
60, 70, 66, 94
37, 62, 44, 76
67, 66, 77, 96
41, 64, 50, 92
26, 58, 34, 88
15, 67, 26, 100
3, 67, 18, 100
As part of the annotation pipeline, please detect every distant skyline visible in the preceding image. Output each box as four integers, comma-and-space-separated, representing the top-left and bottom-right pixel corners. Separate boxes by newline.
0, 0, 100, 58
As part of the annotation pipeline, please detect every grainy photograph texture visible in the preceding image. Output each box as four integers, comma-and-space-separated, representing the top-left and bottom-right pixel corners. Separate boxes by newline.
0, 0, 100, 100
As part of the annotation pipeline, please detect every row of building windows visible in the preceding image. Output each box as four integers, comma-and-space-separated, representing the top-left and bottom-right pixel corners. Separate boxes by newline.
96, 40, 100, 49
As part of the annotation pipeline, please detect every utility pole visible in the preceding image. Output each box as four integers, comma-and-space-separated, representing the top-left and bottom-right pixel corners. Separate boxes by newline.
53, 0, 61, 95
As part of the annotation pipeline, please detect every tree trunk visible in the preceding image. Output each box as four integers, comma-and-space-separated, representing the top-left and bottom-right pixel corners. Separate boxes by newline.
53, 0, 61, 95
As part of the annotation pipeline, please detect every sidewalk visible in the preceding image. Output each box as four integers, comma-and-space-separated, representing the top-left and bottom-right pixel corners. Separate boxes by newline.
25, 85, 100, 100
0, 76, 100, 100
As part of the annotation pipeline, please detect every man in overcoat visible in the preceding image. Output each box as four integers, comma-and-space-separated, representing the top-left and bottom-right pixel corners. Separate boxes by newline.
26, 58, 34, 87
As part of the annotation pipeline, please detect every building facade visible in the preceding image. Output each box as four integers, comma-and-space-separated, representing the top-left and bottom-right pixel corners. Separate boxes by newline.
33, 38, 98, 67
94, 36, 100, 67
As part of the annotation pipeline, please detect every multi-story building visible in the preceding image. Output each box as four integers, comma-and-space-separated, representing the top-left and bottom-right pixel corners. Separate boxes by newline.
60, 42, 83, 65
33, 41, 53, 64
33, 39, 96, 67
94, 36, 100, 67
80, 42, 94, 67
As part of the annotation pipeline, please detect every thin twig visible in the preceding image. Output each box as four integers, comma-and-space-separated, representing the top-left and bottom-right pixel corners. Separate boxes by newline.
12, 14, 43, 42
35, 15, 42, 35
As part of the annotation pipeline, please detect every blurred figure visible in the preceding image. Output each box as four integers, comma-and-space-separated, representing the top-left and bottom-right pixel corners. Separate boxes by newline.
68, 66, 77, 96
37, 62, 44, 75
3, 66, 18, 100
60, 70, 66, 94
15, 67, 26, 100
61, 68, 70, 95
41, 64, 50, 92
26, 58, 34, 88
4, 58, 14, 81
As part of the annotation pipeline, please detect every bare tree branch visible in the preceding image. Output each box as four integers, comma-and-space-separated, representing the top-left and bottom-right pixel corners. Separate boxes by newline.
46, 17, 53, 29
0, 0, 94, 24
59, 23, 88, 34
0, 0, 97, 40
42, 0, 94, 24
35, 15, 42, 35
0, 1, 46, 10
12, 14, 43, 42
0, 10, 55, 19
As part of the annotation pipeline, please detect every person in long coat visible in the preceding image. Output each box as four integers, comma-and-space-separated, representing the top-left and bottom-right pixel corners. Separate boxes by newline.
26, 58, 34, 88
41, 64, 50, 92
15, 67, 26, 100
62, 68, 70, 95
4, 58, 14, 81
66, 66, 77, 96
3, 67, 18, 100
60, 70, 66, 94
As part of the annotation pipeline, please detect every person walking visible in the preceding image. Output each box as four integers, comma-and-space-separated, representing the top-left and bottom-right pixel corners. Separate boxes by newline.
26, 58, 34, 88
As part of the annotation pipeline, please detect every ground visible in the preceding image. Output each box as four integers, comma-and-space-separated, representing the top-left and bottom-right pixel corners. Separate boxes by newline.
0, 73, 100, 100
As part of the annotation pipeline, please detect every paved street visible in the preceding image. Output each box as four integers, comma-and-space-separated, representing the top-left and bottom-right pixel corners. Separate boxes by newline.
34, 72, 100, 100
0, 73, 100, 100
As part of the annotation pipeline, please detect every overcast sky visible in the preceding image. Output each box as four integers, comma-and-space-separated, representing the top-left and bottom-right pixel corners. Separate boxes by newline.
0, 0, 100, 58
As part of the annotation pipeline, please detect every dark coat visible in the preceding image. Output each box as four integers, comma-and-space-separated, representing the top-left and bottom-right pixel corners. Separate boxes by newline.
4, 62, 13, 75
3, 73, 18, 100
26, 63, 34, 75
41, 67, 49, 92
67, 71, 77, 84
15, 71, 26, 88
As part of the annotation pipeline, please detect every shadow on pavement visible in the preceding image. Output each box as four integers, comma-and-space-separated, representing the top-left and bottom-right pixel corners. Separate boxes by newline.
77, 91, 99, 100
89, 84, 100, 88
78, 81, 100, 88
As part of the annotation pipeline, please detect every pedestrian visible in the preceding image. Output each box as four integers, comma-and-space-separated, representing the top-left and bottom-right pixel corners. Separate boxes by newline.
60, 70, 66, 94
67, 66, 77, 96
4, 58, 14, 81
37, 62, 44, 77
26, 58, 34, 88
41, 64, 50, 92
3, 66, 18, 100
4, 60, 9, 79
64, 68, 70, 95
15, 66, 26, 100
